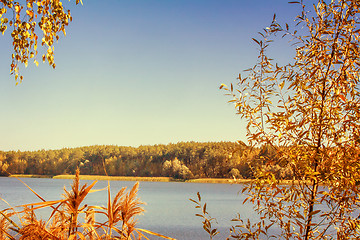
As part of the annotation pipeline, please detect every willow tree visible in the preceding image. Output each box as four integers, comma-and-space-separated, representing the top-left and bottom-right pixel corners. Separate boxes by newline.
0, 0, 82, 83
221, 0, 360, 239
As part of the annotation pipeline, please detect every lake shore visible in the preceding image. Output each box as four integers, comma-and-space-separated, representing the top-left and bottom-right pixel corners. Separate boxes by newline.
8, 174, 251, 184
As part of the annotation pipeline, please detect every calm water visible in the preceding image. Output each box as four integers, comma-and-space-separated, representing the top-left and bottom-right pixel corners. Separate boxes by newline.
0, 177, 253, 240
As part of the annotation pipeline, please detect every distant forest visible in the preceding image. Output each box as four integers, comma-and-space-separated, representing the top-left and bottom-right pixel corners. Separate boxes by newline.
0, 142, 293, 179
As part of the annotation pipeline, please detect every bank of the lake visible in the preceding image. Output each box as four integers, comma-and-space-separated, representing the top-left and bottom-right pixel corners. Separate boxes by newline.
8, 174, 252, 184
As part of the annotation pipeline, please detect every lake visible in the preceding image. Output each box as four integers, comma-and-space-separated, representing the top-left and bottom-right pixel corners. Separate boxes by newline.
0, 177, 252, 240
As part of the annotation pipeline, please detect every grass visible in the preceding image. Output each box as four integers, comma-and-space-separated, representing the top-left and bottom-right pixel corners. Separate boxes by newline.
9, 174, 240, 184
9, 174, 306, 185
1, 169, 175, 240
187, 178, 251, 184
8, 174, 55, 178
53, 175, 173, 182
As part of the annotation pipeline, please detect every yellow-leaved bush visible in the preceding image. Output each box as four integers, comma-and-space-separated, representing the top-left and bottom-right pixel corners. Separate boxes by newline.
214, 0, 360, 239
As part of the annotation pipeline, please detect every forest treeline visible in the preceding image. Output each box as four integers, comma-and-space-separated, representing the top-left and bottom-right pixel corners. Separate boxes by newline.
0, 142, 293, 179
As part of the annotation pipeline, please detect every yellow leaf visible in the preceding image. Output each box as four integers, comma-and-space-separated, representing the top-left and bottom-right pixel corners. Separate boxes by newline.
219, 84, 227, 89
14, 5, 20, 13
309, 210, 321, 216
279, 81, 285, 90
339, 94, 346, 102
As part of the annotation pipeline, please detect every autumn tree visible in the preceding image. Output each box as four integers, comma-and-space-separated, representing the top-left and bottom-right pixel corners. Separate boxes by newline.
162, 157, 193, 179
0, 0, 82, 83
220, 0, 360, 239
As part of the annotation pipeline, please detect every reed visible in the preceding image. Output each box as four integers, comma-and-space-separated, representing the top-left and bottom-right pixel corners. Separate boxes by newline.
0, 169, 175, 240
53, 175, 173, 182
14, 174, 240, 184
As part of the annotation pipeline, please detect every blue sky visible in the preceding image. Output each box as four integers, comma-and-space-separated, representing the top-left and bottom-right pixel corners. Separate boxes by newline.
0, 0, 302, 151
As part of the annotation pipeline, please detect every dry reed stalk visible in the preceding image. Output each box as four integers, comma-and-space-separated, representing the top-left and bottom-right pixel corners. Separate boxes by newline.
62, 168, 97, 237
118, 182, 144, 239
48, 209, 68, 240
83, 209, 96, 240
19, 220, 54, 240
93, 180, 145, 239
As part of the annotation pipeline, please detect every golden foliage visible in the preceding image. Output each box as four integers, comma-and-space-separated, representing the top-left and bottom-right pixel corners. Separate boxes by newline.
219, 0, 360, 239
0, 0, 82, 83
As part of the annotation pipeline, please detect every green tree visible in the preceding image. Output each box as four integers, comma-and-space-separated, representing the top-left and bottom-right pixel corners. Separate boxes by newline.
221, 0, 360, 239
0, 0, 82, 83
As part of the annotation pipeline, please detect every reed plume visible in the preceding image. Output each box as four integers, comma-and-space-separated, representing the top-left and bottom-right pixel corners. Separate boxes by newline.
101, 181, 144, 239
62, 168, 97, 237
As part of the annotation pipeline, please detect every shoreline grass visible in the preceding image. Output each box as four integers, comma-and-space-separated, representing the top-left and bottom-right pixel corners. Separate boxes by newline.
54, 175, 173, 182
8, 174, 54, 178
9, 174, 241, 184
8, 174, 311, 185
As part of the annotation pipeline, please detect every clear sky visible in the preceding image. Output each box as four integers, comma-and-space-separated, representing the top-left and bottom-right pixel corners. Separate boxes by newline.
0, 0, 302, 151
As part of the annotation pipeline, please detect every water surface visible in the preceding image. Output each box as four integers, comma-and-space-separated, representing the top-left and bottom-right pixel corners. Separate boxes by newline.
0, 177, 250, 240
